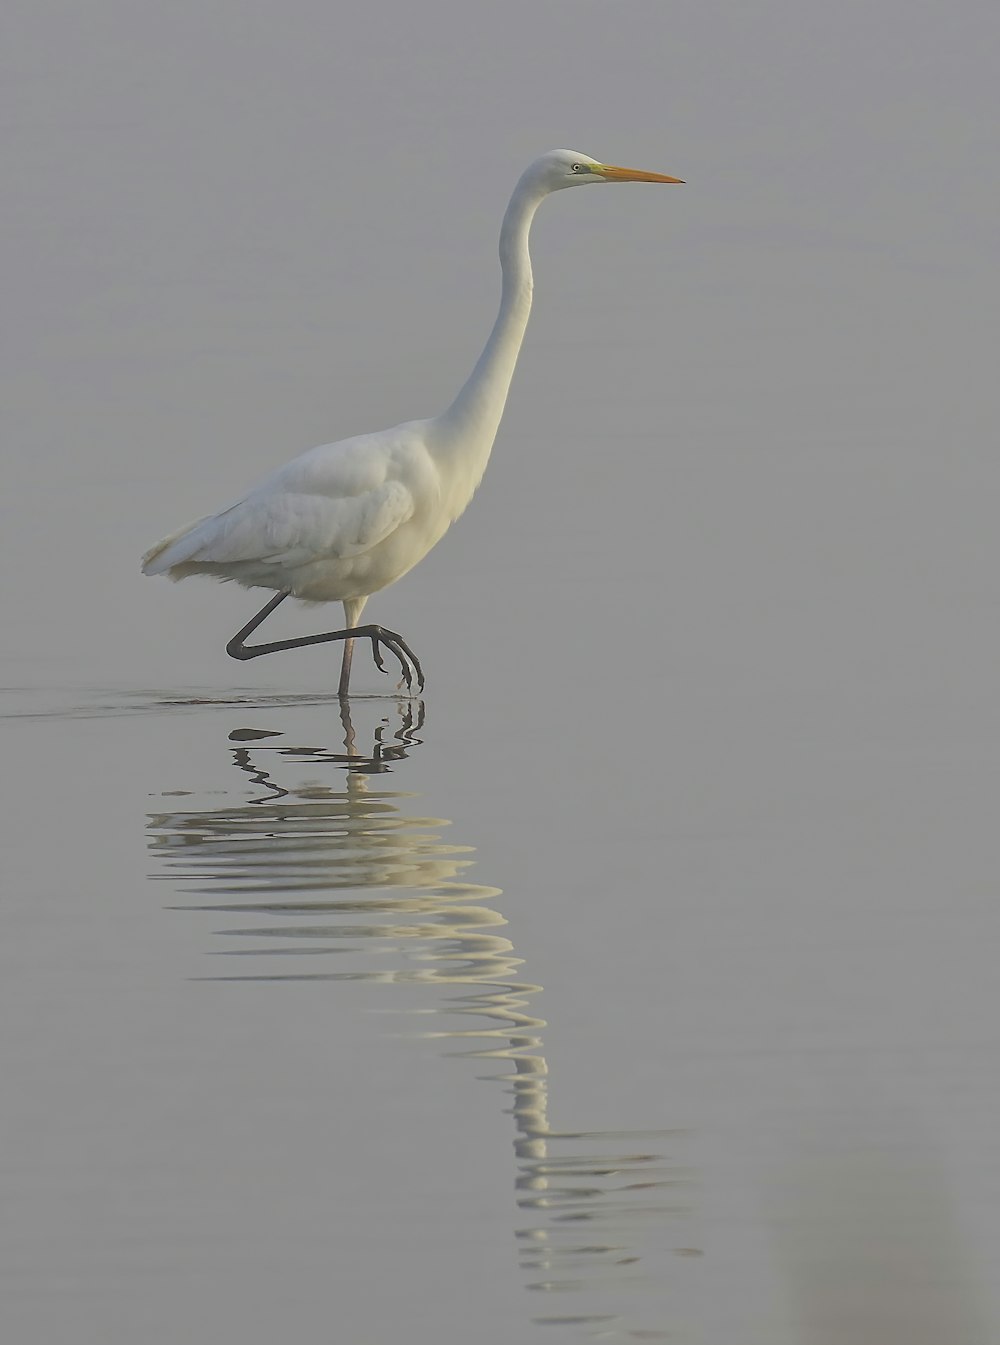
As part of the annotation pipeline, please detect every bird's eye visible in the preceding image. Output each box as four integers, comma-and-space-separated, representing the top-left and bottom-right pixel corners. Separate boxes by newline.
571, 163, 585, 173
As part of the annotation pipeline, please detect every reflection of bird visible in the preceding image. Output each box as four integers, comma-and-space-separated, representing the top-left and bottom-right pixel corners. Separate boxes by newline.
142, 150, 683, 696
148, 703, 697, 1336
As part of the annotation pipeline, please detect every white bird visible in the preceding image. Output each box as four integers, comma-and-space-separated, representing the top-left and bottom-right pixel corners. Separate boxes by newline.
142, 150, 683, 696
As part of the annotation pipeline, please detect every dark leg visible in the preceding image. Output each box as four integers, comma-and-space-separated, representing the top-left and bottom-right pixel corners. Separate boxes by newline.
226, 591, 425, 693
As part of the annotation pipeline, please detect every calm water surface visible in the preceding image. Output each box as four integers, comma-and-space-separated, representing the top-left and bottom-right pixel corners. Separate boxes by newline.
3, 682, 998, 1343
3, 692, 704, 1342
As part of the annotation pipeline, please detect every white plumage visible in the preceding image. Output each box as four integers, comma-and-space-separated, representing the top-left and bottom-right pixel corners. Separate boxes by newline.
142, 150, 683, 694
144, 424, 431, 598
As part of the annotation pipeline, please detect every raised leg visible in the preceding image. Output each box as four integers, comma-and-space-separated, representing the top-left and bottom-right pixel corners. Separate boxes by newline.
226, 591, 425, 694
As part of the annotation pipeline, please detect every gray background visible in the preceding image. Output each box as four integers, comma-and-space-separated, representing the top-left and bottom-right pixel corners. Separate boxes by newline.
3, 2, 1000, 1342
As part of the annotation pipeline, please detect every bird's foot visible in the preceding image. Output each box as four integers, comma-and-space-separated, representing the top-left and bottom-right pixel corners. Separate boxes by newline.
366, 626, 425, 693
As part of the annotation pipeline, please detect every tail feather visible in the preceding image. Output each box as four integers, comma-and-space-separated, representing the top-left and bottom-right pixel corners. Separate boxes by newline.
141, 514, 214, 576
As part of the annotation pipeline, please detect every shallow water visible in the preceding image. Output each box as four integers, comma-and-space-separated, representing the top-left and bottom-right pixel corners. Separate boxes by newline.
3, 692, 703, 1341
4, 682, 999, 1342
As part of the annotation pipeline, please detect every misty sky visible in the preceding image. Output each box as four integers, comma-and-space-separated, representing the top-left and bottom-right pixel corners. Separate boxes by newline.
3, 0, 998, 690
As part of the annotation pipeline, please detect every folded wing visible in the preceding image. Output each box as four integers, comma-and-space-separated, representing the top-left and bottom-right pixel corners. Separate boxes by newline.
142, 477, 415, 577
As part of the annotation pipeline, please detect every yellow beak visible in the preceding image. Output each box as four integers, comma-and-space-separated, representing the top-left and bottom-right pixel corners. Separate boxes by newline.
597, 163, 685, 184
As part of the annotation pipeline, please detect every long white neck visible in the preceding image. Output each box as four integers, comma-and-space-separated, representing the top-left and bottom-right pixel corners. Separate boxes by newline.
435, 172, 548, 457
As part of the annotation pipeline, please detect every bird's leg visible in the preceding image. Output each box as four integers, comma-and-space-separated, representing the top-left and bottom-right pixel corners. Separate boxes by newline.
338, 637, 355, 699
337, 602, 366, 699
226, 592, 425, 694
225, 590, 290, 652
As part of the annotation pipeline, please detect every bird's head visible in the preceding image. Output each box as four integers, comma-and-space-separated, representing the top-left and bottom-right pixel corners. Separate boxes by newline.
526, 149, 684, 193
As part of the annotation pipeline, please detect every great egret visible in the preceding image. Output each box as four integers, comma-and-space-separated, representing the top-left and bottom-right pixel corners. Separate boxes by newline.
142, 150, 683, 695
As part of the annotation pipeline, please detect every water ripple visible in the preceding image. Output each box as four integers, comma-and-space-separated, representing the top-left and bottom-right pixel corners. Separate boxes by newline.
147, 699, 699, 1341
